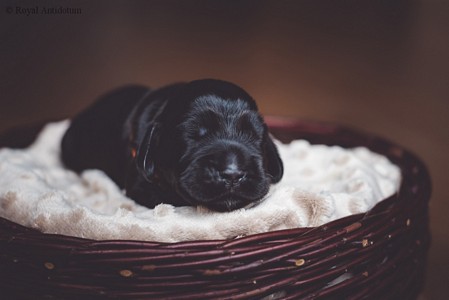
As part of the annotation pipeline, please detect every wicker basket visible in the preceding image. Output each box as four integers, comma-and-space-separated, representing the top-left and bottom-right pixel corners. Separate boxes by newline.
0, 117, 431, 299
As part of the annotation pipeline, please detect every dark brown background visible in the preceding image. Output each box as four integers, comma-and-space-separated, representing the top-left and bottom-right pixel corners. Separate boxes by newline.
1, 1, 448, 298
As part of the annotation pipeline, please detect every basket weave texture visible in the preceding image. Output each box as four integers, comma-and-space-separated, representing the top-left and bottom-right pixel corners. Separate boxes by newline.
0, 118, 431, 299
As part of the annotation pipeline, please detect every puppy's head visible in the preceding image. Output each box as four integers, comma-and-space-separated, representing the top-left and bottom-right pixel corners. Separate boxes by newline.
142, 79, 283, 211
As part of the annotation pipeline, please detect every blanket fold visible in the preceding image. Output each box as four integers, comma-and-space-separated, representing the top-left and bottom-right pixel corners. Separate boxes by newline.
0, 121, 400, 242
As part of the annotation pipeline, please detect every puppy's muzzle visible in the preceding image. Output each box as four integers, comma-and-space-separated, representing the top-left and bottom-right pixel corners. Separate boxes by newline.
202, 146, 249, 186
180, 140, 269, 211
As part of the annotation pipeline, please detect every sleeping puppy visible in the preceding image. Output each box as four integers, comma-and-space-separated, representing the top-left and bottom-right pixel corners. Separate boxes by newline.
61, 79, 283, 212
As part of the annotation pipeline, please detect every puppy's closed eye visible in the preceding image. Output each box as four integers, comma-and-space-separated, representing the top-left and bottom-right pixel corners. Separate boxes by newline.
184, 110, 220, 140
236, 112, 264, 139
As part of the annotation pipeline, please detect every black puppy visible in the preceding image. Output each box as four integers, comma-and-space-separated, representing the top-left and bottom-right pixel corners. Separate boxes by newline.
61, 79, 283, 212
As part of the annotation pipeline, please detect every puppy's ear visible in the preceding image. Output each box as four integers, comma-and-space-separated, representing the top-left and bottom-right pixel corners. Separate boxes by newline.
136, 123, 161, 182
263, 129, 283, 183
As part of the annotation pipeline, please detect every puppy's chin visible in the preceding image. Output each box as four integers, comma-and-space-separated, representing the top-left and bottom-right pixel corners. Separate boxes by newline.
178, 174, 271, 212
194, 194, 260, 212
214, 197, 267, 212
179, 184, 269, 212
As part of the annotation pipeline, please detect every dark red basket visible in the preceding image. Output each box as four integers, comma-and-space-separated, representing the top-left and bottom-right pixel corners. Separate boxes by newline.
0, 117, 431, 299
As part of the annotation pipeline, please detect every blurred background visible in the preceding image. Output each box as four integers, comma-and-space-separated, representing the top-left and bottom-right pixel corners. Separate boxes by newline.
1, 0, 448, 298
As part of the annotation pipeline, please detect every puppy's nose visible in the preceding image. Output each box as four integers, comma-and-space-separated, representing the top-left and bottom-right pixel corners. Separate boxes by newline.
220, 168, 246, 184
219, 156, 247, 185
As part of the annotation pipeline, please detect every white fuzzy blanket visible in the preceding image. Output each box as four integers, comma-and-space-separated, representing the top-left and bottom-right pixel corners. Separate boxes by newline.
0, 121, 400, 242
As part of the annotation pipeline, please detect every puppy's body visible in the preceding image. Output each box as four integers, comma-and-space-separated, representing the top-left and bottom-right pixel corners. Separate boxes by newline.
61, 79, 283, 211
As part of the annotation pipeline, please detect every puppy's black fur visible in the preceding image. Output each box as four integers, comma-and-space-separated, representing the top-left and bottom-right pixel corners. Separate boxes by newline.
61, 79, 283, 211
